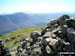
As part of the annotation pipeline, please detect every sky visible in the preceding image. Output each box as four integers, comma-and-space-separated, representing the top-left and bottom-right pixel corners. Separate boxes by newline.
0, 0, 75, 14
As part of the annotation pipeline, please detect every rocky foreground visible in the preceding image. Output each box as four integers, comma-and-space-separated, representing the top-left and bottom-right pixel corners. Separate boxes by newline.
12, 15, 75, 56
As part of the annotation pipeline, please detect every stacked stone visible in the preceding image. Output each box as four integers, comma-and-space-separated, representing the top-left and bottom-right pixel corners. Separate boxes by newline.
14, 15, 75, 56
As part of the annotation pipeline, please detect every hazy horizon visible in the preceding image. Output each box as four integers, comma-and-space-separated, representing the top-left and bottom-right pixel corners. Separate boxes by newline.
0, 0, 75, 14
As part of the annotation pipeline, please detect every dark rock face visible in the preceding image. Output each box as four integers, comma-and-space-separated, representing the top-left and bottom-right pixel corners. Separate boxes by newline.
14, 15, 75, 56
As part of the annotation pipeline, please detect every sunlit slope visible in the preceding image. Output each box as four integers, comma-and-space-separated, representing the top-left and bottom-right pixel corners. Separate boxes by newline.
1, 26, 45, 51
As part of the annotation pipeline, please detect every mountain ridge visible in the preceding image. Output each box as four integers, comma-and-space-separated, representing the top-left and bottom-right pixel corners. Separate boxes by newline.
0, 12, 75, 34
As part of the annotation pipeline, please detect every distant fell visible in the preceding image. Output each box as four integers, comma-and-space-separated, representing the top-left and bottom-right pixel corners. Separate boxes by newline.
0, 12, 75, 34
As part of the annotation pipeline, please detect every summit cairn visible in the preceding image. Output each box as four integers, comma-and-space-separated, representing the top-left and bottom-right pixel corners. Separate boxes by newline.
14, 15, 75, 56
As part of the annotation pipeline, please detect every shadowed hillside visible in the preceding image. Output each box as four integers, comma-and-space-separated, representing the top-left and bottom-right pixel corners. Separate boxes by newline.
1, 12, 74, 34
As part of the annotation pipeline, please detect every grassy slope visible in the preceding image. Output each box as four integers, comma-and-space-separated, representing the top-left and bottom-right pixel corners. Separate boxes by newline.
1, 26, 45, 51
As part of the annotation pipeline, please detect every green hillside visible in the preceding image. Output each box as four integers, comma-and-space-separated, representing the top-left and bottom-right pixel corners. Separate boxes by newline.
0, 26, 45, 51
